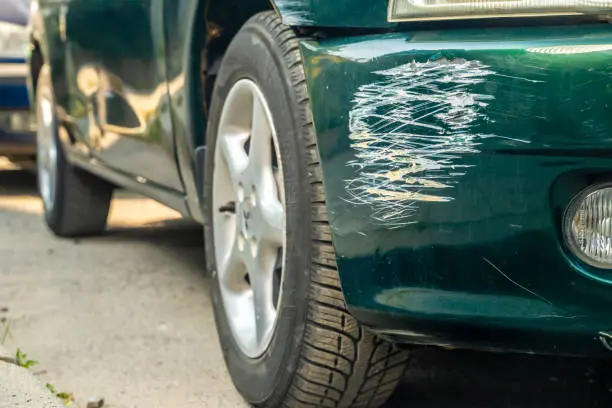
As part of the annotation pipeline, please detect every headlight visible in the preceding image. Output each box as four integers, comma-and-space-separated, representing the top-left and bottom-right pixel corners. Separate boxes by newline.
0, 22, 28, 59
564, 185, 612, 269
388, 0, 612, 22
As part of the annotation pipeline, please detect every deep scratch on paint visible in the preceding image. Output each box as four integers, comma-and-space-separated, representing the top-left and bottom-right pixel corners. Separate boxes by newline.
344, 57, 517, 228
274, 0, 314, 25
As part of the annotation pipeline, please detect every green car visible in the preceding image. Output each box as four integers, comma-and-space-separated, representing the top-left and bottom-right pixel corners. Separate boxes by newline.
27, 0, 612, 406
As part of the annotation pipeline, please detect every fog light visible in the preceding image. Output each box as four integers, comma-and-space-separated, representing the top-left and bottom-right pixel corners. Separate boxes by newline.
565, 186, 612, 269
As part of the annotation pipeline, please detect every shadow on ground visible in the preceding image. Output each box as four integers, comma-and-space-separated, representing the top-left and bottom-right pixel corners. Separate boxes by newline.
2, 168, 612, 408
389, 349, 612, 407
0, 169, 38, 197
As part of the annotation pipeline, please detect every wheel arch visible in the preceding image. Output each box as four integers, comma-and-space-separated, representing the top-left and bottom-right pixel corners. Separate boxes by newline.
174, 0, 280, 221
27, 40, 44, 109
27, 5, 70, 123
174, 0, 315, 220
190, 0, 276, 146
27, 5, 51, 109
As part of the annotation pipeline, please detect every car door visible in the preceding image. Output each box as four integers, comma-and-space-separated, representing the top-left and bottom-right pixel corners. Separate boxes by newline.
64, 0, 184, 192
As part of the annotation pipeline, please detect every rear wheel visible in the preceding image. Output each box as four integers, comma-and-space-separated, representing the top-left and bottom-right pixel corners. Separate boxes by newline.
204, 12, 410, 408
36, 65, 113, 237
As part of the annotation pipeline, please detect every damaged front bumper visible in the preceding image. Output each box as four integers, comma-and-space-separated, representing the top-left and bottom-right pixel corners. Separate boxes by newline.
301, 23, 612, 357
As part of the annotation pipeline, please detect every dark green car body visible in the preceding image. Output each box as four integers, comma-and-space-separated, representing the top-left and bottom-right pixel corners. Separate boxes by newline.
28, 0, 612, 357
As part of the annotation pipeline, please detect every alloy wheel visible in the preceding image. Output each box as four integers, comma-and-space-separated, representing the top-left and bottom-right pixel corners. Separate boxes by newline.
212, 79, 286, 358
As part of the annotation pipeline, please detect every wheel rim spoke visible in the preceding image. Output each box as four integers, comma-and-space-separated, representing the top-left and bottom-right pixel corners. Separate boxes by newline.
36, 92, 58, 210
217, 234, 245, 291
248, 97, 273, 170
249, 95, 284, 246
249, 248, 277, 346
41, 97, 53, 126
258, 199, 284, 247
218, 129, 249, 187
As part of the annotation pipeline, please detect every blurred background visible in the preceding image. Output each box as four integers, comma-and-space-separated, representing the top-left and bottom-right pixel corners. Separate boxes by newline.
0, 0, 36, 171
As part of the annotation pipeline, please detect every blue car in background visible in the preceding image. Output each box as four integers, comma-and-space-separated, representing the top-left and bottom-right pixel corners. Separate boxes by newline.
0, 0, 35, 167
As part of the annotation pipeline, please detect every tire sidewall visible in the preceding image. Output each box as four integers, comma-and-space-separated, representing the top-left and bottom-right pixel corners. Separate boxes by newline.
204, 18, 312, 405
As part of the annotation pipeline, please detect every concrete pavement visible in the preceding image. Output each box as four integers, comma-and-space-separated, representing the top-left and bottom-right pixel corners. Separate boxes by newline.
0, 167, 245, 408
0, 344, 66, 408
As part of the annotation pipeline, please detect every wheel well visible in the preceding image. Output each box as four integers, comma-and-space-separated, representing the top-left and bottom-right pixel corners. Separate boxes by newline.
29, 41, 44, 99
195, 0, 274, 118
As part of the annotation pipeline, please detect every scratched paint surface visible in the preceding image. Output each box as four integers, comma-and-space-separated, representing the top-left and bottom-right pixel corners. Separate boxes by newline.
273, 0, 314, 25
300, 27, 612, 357
345, 58, 499, 228
271, 0, 390, 27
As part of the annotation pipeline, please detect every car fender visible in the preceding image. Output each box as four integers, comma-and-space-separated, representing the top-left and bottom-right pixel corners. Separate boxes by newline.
270, 0, 392, 27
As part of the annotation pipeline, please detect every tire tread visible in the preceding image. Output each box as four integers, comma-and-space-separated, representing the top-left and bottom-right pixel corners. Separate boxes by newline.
248, 11, 410, 408
51, 165, 113, 237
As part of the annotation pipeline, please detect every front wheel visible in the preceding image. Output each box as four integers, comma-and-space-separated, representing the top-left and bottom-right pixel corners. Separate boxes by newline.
36, 65, 114, 237
204, 12, 410, 408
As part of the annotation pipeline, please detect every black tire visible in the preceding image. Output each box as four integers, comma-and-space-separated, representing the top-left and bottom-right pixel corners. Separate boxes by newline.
36, 65, 113, 238
204, 12, 410, 408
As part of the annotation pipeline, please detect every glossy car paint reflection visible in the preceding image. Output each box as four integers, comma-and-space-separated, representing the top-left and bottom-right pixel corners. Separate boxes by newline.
300, 25, 612, 356
63, 0, 184, 192
30, 0, 276, 218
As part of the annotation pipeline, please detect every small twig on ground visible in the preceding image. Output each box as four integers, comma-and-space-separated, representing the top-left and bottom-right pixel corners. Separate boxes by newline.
1, 319, 11, 345
46, 383, 76, 406
0, 307, 10, 345
5, 323, 80, 407
16, 348, 39, 369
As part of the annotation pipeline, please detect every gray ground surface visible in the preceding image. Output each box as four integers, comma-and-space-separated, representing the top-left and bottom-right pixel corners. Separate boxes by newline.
0, 353, 66, 408
1, 166, 612, 408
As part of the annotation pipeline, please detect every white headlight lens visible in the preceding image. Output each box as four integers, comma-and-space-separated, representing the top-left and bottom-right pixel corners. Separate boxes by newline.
565, 186, 612, 269
0, 22, 28, 59
389, 0, 612, 21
